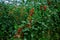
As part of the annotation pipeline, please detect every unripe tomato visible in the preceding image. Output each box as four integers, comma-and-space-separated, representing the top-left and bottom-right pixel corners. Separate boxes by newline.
54, 5, 58, 9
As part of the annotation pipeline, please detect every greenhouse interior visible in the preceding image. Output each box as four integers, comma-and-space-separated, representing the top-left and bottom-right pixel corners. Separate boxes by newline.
0, 0, 60, 40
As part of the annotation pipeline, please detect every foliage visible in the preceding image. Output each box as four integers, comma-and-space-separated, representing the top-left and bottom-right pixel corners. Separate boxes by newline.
0, 0, 60, 40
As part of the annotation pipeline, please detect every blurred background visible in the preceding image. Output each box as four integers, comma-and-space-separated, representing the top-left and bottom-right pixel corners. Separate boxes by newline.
0, 0, 60, 40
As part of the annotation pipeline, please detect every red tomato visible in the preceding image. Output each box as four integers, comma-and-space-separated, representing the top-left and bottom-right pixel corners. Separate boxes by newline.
43, 5, 47, 11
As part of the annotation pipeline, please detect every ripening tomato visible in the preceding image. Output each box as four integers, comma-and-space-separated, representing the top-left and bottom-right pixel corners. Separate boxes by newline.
43, 5, 47, 11
21, 33, 24, 38
47, 0, 51, 5
27, 15, 32, 23
17, 28, 22, 33
29, 8, 34, 16
14, 33, 20, 38
26, 24, 31, 28
30, 13, 33, 16
29, 19, 32, 23
48, 1, 51, 5
27, 15, 31, 20
0, 13, 2, 16
48, 30, 51, 35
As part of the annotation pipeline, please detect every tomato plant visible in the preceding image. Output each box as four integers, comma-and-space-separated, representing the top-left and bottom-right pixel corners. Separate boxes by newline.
0, 0, 60, 40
